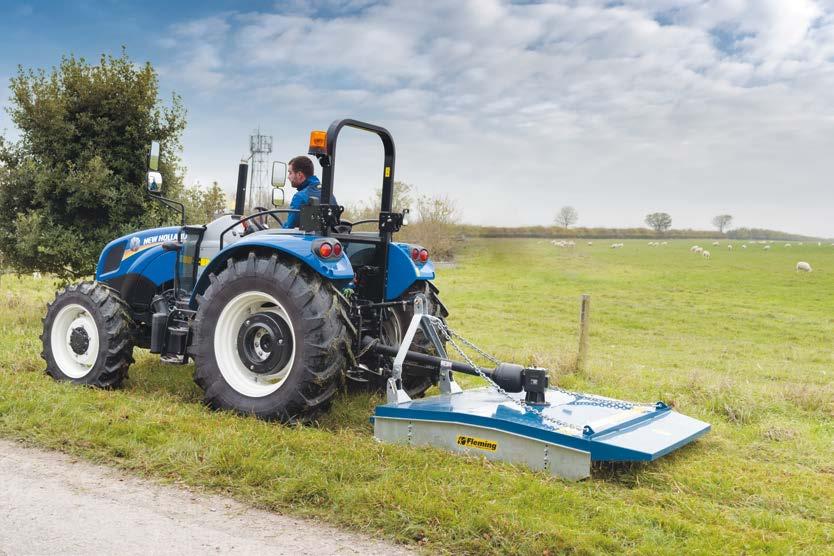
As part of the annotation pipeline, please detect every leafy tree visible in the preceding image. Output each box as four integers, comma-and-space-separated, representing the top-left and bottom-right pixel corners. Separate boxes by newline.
344, 180, 414, 223
712, 214, 733, 233
344, 180, 459, 259
645, 212, 672, 233
0, 51, 186, 281
554, 206, 578, 228
183, 180, 226, 224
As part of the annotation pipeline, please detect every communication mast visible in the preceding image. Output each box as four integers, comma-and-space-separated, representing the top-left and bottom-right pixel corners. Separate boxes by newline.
247, 128, 273, 213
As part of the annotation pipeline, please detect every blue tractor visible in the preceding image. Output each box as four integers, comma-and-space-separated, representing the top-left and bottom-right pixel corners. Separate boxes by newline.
41, 119, 449, 422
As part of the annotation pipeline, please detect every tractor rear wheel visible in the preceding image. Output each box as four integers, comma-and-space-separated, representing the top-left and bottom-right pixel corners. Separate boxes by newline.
41, 282, 135, 388
191, 253, 354, 423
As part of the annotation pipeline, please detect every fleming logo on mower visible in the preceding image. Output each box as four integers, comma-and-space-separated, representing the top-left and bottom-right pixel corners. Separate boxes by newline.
456, 435, 498, 452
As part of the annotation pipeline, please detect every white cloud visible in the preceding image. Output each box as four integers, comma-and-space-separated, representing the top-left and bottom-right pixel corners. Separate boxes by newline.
161, 0, 834, 236
157, 15, 232, 89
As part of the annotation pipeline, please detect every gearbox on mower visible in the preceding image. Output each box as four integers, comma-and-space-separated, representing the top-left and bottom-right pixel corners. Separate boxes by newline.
41, 118, 708, 479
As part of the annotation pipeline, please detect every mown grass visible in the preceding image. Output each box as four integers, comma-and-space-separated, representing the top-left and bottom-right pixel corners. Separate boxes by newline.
1, 239, 832, 554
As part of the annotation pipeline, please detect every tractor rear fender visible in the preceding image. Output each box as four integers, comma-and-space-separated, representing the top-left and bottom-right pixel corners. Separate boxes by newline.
188, 235, 354, 308
386, 242, 436, 300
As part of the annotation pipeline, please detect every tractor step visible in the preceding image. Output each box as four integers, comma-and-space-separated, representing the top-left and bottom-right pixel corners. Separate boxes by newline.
372, 387, 710, 481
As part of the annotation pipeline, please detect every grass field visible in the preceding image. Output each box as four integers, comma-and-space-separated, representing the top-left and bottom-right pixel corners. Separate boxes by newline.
1, 238, 832, 554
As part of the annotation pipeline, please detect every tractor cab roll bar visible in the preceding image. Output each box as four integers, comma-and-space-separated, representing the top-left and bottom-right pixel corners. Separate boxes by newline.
313, 119, 396, 212
309, 119, 403, 238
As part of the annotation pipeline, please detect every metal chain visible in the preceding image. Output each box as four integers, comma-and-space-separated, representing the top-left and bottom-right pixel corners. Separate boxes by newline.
436, 323, 584, 432
439, 322, 655, 414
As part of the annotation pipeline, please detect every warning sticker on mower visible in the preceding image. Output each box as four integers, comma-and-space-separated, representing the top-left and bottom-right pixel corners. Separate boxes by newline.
456, 435, 497, 452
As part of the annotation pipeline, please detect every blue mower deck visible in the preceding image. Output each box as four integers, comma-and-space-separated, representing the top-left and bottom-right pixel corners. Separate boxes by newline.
372, 387, 710, 480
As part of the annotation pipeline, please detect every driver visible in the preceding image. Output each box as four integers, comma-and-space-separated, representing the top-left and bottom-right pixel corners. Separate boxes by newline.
282, 156, 337, 229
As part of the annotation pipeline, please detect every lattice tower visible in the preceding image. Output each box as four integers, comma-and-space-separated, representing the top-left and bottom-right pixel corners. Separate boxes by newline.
247, 128, 273, 213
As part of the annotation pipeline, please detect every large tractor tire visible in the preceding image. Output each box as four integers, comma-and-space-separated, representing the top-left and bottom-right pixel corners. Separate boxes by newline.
41, 282, 136, 389
191, 253, 354, 423
370, 281, 449, 398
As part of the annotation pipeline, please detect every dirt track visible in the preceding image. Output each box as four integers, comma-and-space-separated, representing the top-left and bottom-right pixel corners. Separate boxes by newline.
0, 439, 413, 555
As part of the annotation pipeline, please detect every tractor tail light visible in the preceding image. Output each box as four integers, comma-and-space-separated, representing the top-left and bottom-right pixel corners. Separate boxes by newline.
419, 249, 429, 263
312, 239, 342, 259
411, 247, 419, 261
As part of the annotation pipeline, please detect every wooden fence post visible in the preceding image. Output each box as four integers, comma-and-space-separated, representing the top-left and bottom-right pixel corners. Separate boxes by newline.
577, 294, 591, 372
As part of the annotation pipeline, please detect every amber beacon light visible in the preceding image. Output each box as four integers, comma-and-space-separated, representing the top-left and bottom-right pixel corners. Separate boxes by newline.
308, 130, 327, 155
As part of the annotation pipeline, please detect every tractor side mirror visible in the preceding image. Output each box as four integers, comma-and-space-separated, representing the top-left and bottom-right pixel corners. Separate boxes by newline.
271, 187, 285, 207
148, 141, 160, 171
272, 161, 287, 187
147, 171, 163, 193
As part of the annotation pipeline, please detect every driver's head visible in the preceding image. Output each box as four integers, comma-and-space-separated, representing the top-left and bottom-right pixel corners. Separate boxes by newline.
288, 156, 314, 190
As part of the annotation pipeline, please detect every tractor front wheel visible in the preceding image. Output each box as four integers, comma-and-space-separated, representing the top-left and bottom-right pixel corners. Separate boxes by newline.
41, 282, 136, 388
191, 253, 354, 423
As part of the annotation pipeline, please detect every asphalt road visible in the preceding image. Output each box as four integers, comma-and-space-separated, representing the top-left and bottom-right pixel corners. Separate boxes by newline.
0, 439, 413, 556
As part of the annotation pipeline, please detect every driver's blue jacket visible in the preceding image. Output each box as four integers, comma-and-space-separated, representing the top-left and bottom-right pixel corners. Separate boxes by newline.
282, 175, 337, 228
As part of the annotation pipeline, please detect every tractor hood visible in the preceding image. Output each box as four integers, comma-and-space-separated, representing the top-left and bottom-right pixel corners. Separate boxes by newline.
95, 226, 181, 282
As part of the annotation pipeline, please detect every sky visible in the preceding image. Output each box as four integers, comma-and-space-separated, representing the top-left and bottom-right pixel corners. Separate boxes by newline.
1, 0, 833, 237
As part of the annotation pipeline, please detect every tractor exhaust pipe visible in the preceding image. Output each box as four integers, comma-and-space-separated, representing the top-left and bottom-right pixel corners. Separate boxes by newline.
361, 336, 528, 394
234, 161, 249, 216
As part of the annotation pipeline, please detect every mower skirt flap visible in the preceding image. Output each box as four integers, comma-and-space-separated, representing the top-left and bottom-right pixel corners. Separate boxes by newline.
372, 388, 709, 480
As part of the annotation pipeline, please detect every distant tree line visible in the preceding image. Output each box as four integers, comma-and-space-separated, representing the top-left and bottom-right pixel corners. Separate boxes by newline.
460, 225, 821, 241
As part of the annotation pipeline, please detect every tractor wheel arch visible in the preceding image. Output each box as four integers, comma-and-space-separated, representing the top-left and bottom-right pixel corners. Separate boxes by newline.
189, 243, 353, 309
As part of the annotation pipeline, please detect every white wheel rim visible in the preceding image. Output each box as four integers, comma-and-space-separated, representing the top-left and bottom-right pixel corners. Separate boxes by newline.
51, 303, 100, 379
214, 291, 296, 398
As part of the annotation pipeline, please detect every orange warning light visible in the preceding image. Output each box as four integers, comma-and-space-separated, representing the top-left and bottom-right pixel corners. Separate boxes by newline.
308, 131, 327, 155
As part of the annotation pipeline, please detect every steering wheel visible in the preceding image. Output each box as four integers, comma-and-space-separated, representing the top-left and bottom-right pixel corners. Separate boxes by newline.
252, 207, 284, 228
332, 219, 353, 235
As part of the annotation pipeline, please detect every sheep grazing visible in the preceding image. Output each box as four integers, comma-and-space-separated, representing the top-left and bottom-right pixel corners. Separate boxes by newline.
702, 250, 711, 258
796, 261, 812, 272
798, 242, 804, 246
742, 244, 747, 249
552, 240, 575, 248
785, 243, 792, 248
587, 241, 593, 246
694, 246, 704, 254
764, 245, 771, 250
727, 244, 733, 250
690, 245, 700, 252
712, 241, 720, 246
610, 242, 623, 249
661, 241, 668, 245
